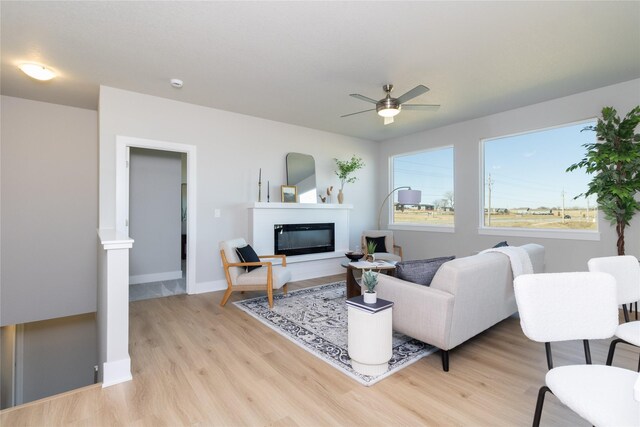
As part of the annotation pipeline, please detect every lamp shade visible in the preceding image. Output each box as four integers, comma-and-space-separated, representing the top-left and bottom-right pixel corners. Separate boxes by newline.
398, 189, 421, 204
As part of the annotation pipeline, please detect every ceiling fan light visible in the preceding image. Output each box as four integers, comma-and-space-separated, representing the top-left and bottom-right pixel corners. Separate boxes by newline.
377, 107, 400, 118
19, 63, 56, 81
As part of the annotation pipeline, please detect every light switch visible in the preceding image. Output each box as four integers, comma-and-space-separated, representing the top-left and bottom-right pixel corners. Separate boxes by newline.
214, 209, 221, 218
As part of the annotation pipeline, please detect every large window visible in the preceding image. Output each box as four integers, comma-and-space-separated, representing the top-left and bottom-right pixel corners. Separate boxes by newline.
391, 146, 454, 227
481, 120, 597, 232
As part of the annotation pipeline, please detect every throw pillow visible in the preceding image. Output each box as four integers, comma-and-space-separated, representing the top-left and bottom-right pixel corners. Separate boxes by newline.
365, 236, 388, 253
395, 256, 455, 286
493, 241, 509, 248
235, 244, 261, 272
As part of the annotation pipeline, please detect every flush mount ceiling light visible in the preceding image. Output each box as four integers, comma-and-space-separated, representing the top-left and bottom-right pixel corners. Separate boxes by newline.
18, 63, 56, 81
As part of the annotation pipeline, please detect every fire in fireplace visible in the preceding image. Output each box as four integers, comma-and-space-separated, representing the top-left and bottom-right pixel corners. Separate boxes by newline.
274, 223, 335, 256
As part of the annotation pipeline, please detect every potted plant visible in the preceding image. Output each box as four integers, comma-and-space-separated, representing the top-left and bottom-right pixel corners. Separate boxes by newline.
567, 106, 640, 255
362, 269, 379, 304
365, 241, 377, 262
334, 155, 365, 204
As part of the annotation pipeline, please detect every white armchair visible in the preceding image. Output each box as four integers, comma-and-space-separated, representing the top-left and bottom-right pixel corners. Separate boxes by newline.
219, 238, 291, 309
361, 230, 403, 262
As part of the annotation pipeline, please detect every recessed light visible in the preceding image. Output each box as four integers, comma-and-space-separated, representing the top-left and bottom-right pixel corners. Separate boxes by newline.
170, 78, 183, 88
18, 63, 56, 81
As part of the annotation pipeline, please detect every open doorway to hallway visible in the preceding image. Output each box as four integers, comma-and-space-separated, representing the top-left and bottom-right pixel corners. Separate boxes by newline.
128, 148, 186, 302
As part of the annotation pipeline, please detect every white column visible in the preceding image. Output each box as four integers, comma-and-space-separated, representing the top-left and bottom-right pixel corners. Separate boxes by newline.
97, 229, 134, 387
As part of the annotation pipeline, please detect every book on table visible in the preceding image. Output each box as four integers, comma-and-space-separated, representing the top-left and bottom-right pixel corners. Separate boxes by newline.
348, 260, 395, 269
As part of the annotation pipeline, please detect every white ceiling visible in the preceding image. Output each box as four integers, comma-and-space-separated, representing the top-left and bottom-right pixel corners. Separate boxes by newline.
2, 1, 639, 142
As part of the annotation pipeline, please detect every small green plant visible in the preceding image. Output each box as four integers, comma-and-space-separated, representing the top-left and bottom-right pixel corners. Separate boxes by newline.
334, 155, 365, 190
362, 269, 378, 293
366, 241, 377, 255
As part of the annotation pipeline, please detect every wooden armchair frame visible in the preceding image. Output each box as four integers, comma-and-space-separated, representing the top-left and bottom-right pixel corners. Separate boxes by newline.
219, 250, 287, 309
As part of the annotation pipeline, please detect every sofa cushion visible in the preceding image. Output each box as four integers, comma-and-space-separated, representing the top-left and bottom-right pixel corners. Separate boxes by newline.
395, 256, 455, 286
236, 244, 261, 272
366, 236, 388, 254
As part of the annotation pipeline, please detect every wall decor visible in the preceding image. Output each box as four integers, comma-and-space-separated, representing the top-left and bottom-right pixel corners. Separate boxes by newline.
281, 185, 297, 203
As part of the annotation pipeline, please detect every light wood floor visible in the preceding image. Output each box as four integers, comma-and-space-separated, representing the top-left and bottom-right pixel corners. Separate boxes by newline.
2, 274, 638, 426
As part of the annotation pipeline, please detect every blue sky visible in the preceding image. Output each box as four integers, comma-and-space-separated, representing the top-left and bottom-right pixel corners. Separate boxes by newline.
484, 121, 595, 209
393, 147, 454, 205
393, 120, 596, 209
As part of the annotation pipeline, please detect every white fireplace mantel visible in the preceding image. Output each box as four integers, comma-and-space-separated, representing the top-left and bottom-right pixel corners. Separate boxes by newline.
247, 202, 353, 210
248, 202, 353, 267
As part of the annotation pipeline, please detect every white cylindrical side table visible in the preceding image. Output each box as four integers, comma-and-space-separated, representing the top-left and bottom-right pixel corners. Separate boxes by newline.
346, 296, 393, 376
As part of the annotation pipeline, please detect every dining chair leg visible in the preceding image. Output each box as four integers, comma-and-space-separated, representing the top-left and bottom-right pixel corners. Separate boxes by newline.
282, 283, 288, 295
533, 386, 551, 427
583, 340, 592, 364
544, 342, 553, 370
606, 338, 623, 366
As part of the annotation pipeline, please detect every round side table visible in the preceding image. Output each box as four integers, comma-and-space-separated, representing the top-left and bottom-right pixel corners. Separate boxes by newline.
346, 296, 393, 375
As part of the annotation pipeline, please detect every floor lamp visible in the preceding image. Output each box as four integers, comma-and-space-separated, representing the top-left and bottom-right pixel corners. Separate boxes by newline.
377, 186, 422, 229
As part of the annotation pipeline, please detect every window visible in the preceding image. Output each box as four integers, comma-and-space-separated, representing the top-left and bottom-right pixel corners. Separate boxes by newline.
391, 146, 454, 227
481, 120, 597, 233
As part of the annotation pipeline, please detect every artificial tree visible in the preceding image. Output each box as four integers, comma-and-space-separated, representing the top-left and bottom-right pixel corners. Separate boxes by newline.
567, 106, 640, 255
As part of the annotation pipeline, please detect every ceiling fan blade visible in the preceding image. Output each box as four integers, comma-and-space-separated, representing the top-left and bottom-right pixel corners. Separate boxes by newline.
340, 108, 375, 118
349, 94, 378, 104
384, 116, 394, 125
396, 85, 429, 104
402, 104, 441, 111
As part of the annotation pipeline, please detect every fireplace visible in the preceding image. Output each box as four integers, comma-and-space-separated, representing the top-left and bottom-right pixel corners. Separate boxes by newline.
274, 223, 335, 256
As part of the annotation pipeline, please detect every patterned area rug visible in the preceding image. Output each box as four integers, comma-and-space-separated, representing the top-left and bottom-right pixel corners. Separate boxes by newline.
233, 281, 436, 386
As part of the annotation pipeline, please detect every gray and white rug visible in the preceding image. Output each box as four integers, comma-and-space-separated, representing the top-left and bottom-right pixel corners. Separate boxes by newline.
233, 281, 436, 386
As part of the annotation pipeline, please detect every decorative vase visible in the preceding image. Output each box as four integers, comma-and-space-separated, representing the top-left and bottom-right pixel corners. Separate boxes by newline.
365, 253, 375, 262
363, 291, 377, 304
337, 189, 344, 204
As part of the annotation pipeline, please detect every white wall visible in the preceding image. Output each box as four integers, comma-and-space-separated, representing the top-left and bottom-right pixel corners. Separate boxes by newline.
378, 79, 640, 272
1, 96, 98, 325
18, 313, 97, 405
99, 86, 377, 287
129, 148, 182, 282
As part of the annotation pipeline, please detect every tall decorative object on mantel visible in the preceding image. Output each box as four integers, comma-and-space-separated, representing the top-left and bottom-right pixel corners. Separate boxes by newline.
257, 168, 262, 202
567, 106, 640, 255
334, 155, 365, 204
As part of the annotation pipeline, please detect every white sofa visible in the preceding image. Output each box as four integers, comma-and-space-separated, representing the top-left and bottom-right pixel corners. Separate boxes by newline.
375, 243, 545, 371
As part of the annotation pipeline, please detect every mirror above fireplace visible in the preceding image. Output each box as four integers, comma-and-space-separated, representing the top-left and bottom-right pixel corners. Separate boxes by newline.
286, 153, 317, 203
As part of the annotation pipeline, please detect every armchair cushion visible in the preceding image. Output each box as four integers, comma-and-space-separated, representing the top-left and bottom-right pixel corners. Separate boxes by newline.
236, 244, 261, 272
365, 236, 388, 254
395, 256, 455, 286
236, 265, 291, 289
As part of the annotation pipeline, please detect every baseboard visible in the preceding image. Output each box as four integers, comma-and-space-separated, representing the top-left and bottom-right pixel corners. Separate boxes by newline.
129, 270, 182, 285
191, 279, 227, 294
102, 357, 132, 388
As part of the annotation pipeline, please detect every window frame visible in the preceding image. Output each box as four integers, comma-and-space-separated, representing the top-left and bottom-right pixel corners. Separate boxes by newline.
388, 145, 455, 233
478, 119, 600, 241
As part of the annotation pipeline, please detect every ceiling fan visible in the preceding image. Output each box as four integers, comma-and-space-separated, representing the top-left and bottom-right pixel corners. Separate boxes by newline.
341, 84, 440, 125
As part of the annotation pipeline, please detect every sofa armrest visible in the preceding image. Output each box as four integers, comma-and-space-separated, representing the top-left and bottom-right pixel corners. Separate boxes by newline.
376, 274, 454, 349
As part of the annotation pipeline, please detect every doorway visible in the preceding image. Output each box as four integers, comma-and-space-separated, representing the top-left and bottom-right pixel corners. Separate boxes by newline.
115, 136, 197, 296
128, 148, 185, 302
